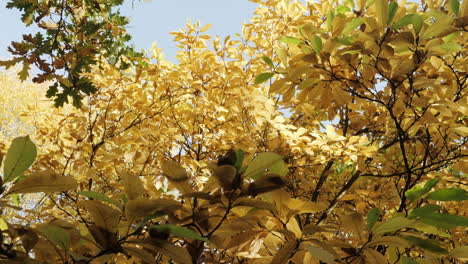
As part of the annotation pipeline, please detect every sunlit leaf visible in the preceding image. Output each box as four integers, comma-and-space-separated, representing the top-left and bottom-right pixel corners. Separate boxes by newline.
387, 2, 398, 25
3, 135, 37, 183
426, 188, 468, 201
78, 191, 120, 207
255, 72, 275, 84
9, 170, 77, 194
311, 35, 322, 54
342, 18, 364, 35
244, 152, 288, 180
405, 179, 439, 202
279, 36, 303, 45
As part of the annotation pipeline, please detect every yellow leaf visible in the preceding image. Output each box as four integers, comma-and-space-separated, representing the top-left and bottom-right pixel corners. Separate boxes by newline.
200, 23, 212, 32
271, 240, 297, 264
121, 170, 145, 200
368, 236, 411, 248
286, 217, 302, 238
125, 198, 181, 222
9, 170, 77, 194
134, 239, 192, 264
78, 200, 121, 232
161, 160, 189, 181
363, 248, 388, 263
452, 127, 468, 136
208, 164, 237, 189
341, 213, 366, 242
375, 0, 388, 28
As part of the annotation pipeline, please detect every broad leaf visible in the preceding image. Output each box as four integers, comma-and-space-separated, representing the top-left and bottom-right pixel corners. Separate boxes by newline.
3, 136, 37, 183
410, 205, 468, 229
367, 208, 381, 231
450, 0, 460, 16
311, 35, 322, 54
387, 2, 398, 25
37, 225, 70, 252
342, 18, 364, 35
405, 179, 439, 202
78, 200, 121, 232
126, 198, 181, 222
9, 170, 77, 194
244, 152, 288, 180
149, 224, 207, 242
261, 56, 274, 68
279, 36, 302, 45
374, 216, 415, 235
78, 191, 120, 207
121, 170, 145, 200
402, 235, 448, 254
305, 244, 335, 264
137, 238, 193, 264
363, 248, 387, 263
255, 72, 275, 84
161, 160, 188, 181
247, 173, 289, 196
449, 246, 468, 260
271, 240, 296, 264
426, 188, 468, 201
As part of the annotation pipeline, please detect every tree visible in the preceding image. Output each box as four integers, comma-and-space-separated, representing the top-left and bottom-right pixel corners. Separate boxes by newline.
0, 0, 467, 263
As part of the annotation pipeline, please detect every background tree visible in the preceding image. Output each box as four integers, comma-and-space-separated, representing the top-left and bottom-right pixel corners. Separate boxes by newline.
1, 0, 141, 107
0, 0, 467, 263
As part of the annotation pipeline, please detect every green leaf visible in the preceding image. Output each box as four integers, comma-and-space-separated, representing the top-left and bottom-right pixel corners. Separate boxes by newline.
400, 256, 418, 264
261, 56, 274, 68
311, 35, 322, 54
387, 2, 398, 25
78, 191, 120, 207
367, 208, 381, 231
405, 179, 439, 202
336, 5, 351, 15
392, 14, 423, 34
401, 235, 448, 255
279, 36, 303, 45
244, 152, 288, 180
233, 149, 245, 172
18, 62, 31, 81
0, 218, 8, 231
342, 18, 364, 35
410, 205, 468, 229
426, 188, 468, 201
37, 225, 70, 252
374, 216, 415, 235
3, 136, 37, 183
326, 10, 335, 32
255, 72, 275, 85
450, 0, 460, 16
439, 42, 462, 52
149, 224, 208, 242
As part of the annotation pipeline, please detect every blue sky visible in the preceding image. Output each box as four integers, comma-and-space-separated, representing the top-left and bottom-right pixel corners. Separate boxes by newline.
0, 0, 258, 62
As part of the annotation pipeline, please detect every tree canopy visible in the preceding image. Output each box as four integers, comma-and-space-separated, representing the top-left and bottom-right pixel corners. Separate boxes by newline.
0, 0, 467, 263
